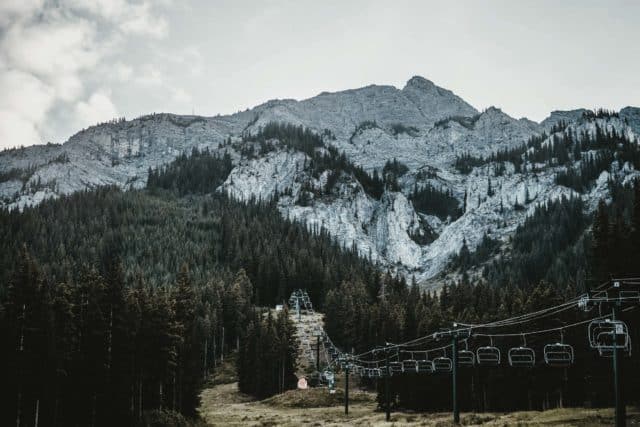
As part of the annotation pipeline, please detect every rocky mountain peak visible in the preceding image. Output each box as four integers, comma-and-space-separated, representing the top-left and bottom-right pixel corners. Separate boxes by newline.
2, 77, 639, 286
404, 75, 436, 90
400, 76, 478, 126
540, 109, 588, 130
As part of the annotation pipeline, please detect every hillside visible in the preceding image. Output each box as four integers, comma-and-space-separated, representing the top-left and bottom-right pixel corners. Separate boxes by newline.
1, 77, 640, 286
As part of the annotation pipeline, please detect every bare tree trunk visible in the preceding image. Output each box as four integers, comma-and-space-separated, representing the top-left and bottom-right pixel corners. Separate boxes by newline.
213, 332, 217, 369
482, 384, 488, 412
34, 399, 39, 427
138, 381, 142, 421
16, 304, 26, 427
91, 394, 97, 427
107, 307, 113, 371
159, 382, 163, 410
172, 374, 176, 410
221, 327, 225, 362
130, 382, 135, 424
15, 389, 21, 427
203, 338, 208, 381
53, 395, 59, 427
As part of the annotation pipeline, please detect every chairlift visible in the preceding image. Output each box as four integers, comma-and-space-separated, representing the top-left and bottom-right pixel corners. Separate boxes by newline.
402, 359, 418, 374
416, 358, 434, 374
476, 336, 501, 366
544, 330, 574, 367
389, 361, 403, 376
588, 319, 629, 350
508, 335, 535, 368
458, 340, 475, 367
598, 335, 632, 357
433, 349, 452, 373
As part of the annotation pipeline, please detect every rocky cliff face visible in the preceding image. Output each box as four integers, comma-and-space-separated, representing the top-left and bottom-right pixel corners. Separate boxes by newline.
1, 76, 639, 286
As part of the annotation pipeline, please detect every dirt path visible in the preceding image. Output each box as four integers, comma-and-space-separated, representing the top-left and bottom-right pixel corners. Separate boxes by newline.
198, 382, 639, 426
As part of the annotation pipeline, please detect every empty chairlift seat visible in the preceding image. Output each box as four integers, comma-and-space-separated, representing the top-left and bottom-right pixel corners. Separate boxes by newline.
597, 335, 632, 358
476, 337, 501, 366
389, 361, 403, 376
589, 319, 630, 351
416, 359, 434, 374
433, 357, 452, 373
432, 350, 452, 373
508, 346, 536, 367
508, 335, 535, 367
458, 340, 475, 367
544, 343, 574, 367
401, 359, 418, 374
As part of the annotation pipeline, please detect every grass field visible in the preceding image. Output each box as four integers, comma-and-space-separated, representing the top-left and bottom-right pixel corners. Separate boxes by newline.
198, 381, 640, 426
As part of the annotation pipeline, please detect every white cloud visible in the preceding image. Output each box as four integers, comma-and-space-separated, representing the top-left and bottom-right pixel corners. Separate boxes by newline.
67, 0, 168, 38
171, 87, 192, 104
75, 90, 119, 127
114, 62, 134, 81
136, 64, 164, 86
120, 2, 168, 38
0, 0, 44, 27
2, 18, 100, 81
0, 110, 43, 148
0, 0, 170, 149
0, 70, 55, 123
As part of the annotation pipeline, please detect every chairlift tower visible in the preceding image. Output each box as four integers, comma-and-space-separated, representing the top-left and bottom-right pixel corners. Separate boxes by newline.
581, 279, 640, 427
434, 326, 471, 425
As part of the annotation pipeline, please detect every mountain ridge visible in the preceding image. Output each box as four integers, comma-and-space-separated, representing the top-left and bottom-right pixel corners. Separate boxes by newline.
2, 76, 639, 286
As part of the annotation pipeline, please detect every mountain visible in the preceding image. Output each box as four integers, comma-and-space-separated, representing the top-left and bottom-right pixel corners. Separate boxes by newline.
1, 76, 639, 287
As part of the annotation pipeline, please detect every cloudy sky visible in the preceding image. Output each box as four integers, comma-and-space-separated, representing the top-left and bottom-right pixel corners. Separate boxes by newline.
1, 0, 639, 150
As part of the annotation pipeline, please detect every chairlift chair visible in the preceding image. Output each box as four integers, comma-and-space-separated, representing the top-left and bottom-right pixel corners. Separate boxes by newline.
476, 337, 501, 366
416, 358, 434, 374
508, 335, 536, 368
389, 361, 403, 376
432, 349, 452, 373
598, 335, 632, 357
544, 343, 574, 367
588, 319, 630, 350
544, 330, 574, 367
401, 359, 418, 374
458, 340, 475, 367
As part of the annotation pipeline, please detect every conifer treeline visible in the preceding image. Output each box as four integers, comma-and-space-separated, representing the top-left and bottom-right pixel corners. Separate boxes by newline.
324, 270, 640, 412
409, 183, 462, 221
237, 308, 298, 398
0, 146, 397, 425
246, 122, 385, 198
146, 148, 233, 195
0, 245, 258, 426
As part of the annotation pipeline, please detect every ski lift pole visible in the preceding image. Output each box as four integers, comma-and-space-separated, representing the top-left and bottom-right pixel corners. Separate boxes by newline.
452, 336, 459, 424
385, 346, 391, 422
316, 333, 321, 371
345, 362, 350, 415
612, 303, 625, 427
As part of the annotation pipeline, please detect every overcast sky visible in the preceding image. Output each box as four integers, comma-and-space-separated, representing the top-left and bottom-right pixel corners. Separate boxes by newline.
1, 0, 639, 150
